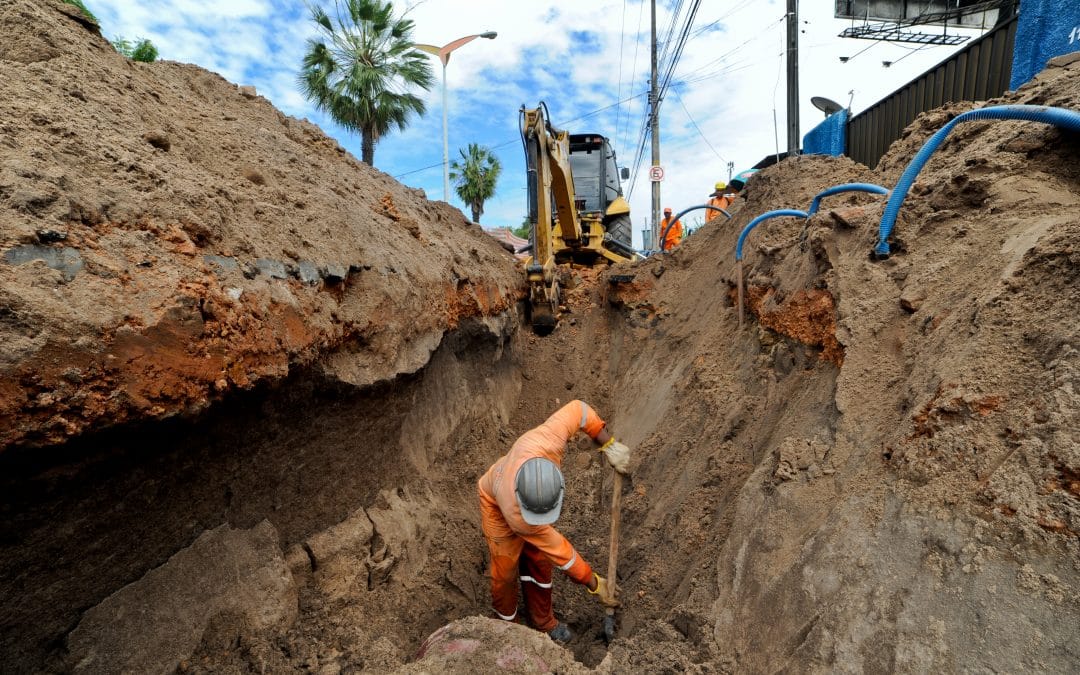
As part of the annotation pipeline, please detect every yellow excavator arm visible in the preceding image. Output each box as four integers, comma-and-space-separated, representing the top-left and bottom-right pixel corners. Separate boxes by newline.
519, 103, 637, 333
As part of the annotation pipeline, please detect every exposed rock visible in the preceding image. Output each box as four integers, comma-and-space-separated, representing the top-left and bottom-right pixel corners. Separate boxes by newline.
65, 521, 296, 674
899, 285, 927, 312
396, 617, 584, 674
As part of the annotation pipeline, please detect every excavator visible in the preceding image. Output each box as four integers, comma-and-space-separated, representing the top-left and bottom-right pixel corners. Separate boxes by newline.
519, 102, 638, 334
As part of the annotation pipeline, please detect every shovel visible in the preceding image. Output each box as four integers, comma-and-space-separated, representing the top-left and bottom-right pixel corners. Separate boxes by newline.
602, 470, 623, 642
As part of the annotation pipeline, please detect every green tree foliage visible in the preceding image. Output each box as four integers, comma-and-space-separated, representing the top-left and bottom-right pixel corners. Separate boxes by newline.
449, 143, 501, 223
512, 217, 530, 240
61, 0, 97, 22
112, 37, 159, 62
298, 0, 433, 166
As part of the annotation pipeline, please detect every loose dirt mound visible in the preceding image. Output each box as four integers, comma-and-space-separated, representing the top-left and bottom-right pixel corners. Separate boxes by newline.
3, 1, 1079, 673
1, 0, 518, 668
0, 0, 519, 449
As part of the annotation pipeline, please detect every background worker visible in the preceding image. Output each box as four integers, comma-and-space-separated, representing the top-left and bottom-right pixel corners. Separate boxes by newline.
660, 206, 682, 251
705, 181, 734, 222
477, 400, 630, 643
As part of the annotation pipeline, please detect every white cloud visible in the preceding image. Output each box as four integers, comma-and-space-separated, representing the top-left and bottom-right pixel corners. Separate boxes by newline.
89, 0, 991, 240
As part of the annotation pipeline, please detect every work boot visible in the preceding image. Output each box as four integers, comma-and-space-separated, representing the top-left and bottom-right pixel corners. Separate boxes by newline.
547, 622, 573, 643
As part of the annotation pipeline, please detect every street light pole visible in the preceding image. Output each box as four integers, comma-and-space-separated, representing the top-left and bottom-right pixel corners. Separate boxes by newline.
414, 31, 498, 202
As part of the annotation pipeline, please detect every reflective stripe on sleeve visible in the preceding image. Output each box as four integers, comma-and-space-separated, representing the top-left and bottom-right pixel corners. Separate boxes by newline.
579, 401, 588, 429
494, 608, 517, 621
557, 553, 577, 571
519, 575, 553, 589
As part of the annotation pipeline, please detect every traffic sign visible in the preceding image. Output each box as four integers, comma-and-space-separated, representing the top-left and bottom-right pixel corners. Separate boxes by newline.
649, 166, 665, 182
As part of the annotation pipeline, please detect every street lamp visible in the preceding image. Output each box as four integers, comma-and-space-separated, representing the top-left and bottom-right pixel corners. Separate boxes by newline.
414, 31, 498, 202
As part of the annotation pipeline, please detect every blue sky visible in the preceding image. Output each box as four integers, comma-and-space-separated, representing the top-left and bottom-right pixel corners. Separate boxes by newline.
90, 0, 994, 248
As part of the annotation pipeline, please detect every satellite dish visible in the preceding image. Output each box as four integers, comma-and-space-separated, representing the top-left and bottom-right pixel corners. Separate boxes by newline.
811, 96, 844, 117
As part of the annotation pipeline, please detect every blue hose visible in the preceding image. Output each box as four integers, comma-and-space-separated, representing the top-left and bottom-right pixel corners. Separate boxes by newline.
806, 183, 890, 216
659, 204, 730, 252
735, 209, 808, 261
875, 105, 1080, 257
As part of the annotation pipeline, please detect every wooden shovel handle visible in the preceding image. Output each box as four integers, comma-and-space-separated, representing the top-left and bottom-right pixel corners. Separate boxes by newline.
604, 471, 623, 606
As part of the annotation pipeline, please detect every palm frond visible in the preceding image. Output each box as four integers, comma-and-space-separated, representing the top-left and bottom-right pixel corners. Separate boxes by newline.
297, 0, 434, 165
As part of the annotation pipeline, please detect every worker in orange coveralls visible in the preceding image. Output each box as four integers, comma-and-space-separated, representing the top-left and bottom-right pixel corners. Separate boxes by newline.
660, 207, 683, 251
705, 181, 734, 222
478, 400, 631, 643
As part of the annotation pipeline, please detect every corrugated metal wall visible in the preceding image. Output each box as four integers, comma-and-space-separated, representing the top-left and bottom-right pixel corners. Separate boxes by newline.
846, 15, 1017, 168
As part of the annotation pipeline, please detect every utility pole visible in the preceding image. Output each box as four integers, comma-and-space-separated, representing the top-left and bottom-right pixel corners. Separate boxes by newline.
649, 0, 661, 249
786, 0, 800, 155
727, 161, 734, 182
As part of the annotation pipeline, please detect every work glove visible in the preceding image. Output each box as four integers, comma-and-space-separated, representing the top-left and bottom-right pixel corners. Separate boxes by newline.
599, 438, 631, 475
587, 573, 620, 608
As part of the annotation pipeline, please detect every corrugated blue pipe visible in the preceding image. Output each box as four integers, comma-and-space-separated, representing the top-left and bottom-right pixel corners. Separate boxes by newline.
875, 105, 1080, 257
735, 209, 809, 261
807, 183, 890, 216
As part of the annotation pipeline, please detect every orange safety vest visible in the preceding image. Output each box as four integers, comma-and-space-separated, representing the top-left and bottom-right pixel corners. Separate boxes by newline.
477, 400, 606, 585
660, 216, 683, 250
705, 194, 734, 222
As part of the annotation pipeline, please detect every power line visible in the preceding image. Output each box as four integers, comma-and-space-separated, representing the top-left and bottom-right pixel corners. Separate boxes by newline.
392, 92, 649, 180
688, 0, 755, 37
628, 0, 703, 197
615, 0, 627, 147
678, 13, 787, 81
674, 90, 725, 163
620, 0, 647, 153
677, 59, 755, 85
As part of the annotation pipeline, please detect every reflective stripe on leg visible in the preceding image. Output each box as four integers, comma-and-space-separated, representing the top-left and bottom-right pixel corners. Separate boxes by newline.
494, 608, 517, 621
519, 575, 553, 589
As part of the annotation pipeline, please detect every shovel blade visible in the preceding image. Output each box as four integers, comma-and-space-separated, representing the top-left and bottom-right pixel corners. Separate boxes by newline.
602, 613, 616, 643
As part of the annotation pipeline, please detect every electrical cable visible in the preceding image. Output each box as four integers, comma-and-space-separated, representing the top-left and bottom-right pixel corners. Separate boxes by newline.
674, 90, 725, 163
392, 91, 649, 180
615, 0, 627, 148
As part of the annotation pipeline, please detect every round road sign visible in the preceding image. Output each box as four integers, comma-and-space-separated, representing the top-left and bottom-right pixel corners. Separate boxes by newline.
649, 166, 665, 182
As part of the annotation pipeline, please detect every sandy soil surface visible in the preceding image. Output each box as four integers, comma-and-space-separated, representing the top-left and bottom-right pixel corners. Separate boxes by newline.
2, 1, 1079, 673
0, 0, 519, 450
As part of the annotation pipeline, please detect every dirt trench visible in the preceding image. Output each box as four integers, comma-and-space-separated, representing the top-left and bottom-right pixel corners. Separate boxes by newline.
2, 3, 1079, 671
0, 246, 847, 674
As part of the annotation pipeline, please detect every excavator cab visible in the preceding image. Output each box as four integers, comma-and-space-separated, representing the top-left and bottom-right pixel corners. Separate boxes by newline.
567, 135, 633, 249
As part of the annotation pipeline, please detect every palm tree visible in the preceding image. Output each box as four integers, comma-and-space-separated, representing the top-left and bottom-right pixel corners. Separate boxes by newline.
298, 0, 433, 166
449, 143, 501, 223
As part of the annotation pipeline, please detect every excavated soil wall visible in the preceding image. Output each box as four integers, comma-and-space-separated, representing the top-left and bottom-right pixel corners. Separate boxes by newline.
2, 1, 1079, 673
0, 316, 519, 671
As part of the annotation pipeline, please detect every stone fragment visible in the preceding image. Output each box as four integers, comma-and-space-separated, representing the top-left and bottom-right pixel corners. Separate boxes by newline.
900, 286, 927, 313
239, 85, 258, 99
297, 260, 320, 285
828, 206, 866, 229
255, 258, 288, 279
3, 245, 84, 281
319, 263, 348, 284
35, 229, 67, 243
202, 254, 238, 275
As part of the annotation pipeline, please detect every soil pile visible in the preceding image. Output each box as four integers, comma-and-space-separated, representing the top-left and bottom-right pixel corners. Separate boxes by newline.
1, 0, 519, 669
2, 1, 1079, 673
0, 0, 519, 450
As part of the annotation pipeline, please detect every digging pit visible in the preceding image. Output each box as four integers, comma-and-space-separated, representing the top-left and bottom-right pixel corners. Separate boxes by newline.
3, 2, 1080, 673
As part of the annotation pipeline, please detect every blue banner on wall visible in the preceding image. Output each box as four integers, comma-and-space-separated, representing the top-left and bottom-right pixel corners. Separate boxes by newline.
802, 110, 848, 157
1011, 0, 1080, 89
